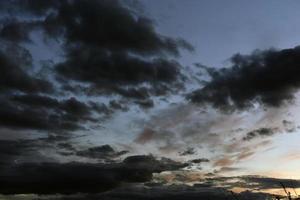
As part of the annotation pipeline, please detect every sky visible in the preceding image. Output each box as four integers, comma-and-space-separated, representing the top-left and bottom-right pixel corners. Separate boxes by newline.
143, 0, 300, 67
2, 0, 300, 199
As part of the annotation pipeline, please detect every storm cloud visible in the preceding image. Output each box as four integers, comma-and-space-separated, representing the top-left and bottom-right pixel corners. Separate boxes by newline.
0, 0, 194, 135
76, 144, 128, 160
0, 0, 192, 100
0, 46, 53, 94
51, 186, 272, 200
1, 0, 300, 198
189, 46, 300, 110
0, 155, 187, 194
0, 94, 101, 131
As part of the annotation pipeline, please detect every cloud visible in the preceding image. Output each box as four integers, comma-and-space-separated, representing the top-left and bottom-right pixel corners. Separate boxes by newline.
213, 143, 258, 168
0, 139, 37, 166
133, 104, 213, 153
0, 0, 192, 103
1, 2, 298, 199
0, 138, 58, 167
243, 128, 277, 141
0, 3, 196, 193
27, 184, 273, 200
61, 175, 298, 200
189, 158, 210, 164
96, 186, 271, 200
213, 157, 235, 167
57, 142, 75, 151
132, 103, 252, 156
0, 0, 195, 136
0, 20, 33, 42
123, 155, 188, 171
55, 52, 183, 93
188, 46, 300, 111
179, 147, 196, 156
0, 155, 187, 194
216, 167, 243, 173
240, 176, 300, 189
208, 175, 300, 191
0, 46, 53, 94
134, 128, 156, 144
76, 145, 128, 160
0, 94, 102, 131
134, 99, 154, 109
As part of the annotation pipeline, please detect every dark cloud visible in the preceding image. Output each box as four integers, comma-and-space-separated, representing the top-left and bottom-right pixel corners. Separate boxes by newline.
0, 0, 192, 103
0, 94, 100, 131
112, 87, 150, 100
243, 128, 276, 141
1, 2, 295, 199
0, 0, 60, 16
0, 0, 194, 135
0, 47, 53, 94
76, 145, 128, 160
103, 187, 270, 200
0, 155, 186, 194
57, 143, 76, 151
0, 3, 194, 193
179, 147, 196, 156
0, 20, 32, 42
0, 140, 37, 166
134, 99, 154, 109
42, 134, 71, 143
123, 155, 188, 172
282, 120, 297, 132
62, 175, 300, 200
189, 46, 300, 110
30, 185, 273, 200
109, 100, 128, 111
55, 50, 182, 89
88, 101, 111, 115
24, 0, 193, 55
0, 138, 58, 167
189, 158, 210, 164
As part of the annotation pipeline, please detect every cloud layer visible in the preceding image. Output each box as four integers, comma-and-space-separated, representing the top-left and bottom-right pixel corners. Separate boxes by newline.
1, 0, 300, 198
0, 155, 186, 194
0, 0, 193, 136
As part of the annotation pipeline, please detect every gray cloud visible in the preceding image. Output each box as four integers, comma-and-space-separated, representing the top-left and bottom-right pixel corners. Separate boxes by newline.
189, 158, 210, 164
76, 145, 128, 160
0, 0, 192, 103
179, 147, 196, 156
0, 94, 101, 131
23, 184, 273, 200
189, 46, 300, 111
0, 155, 187, 194
243, 128, 277, 141
0, 46, 53, 94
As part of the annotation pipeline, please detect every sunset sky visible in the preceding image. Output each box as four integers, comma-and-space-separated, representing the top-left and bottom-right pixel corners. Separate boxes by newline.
2, 0, 300, 199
